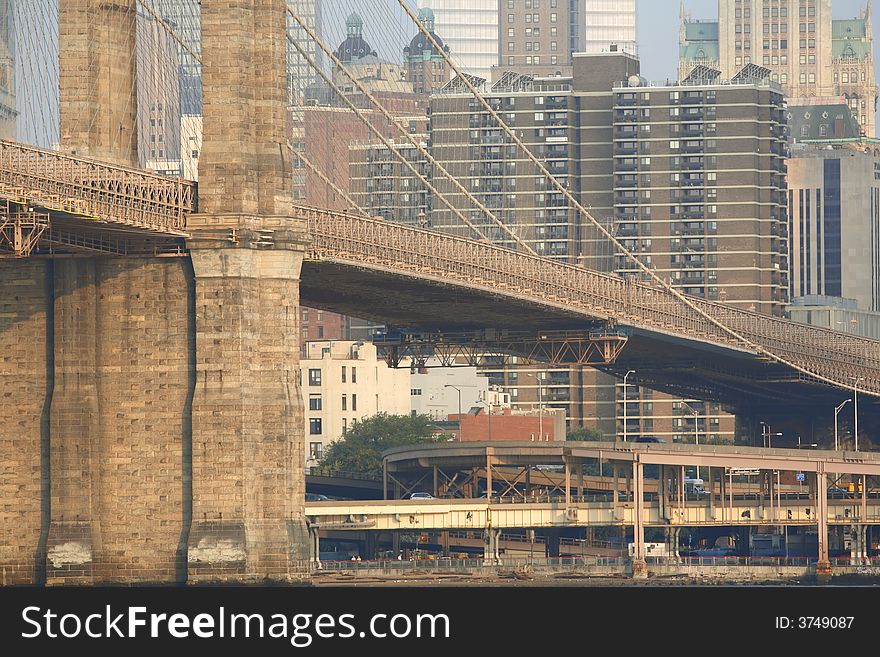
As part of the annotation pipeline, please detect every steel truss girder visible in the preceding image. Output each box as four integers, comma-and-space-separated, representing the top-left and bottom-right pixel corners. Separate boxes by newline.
376, 329, 629, 369
0, 204, 49, 257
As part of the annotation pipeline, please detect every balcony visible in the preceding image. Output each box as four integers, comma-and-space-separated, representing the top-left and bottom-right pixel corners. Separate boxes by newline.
617, 224, 638, 237
614, 126, 638, 139
616, 93, 638, 106
614, 142, 638, 155
675, 125, 704, 138
675, 222, 704, 236
673, 207, 705, 219
616, 176, 638, 188
680, 158, 705, 170
675, 191, 704, 203
680, 141, 704, 153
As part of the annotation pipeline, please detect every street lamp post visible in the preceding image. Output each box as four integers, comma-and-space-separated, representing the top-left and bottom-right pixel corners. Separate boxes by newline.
681, 401, 701, 480
834, 399, 852, 451
622, 370, 635, 442
851, 377, 864, 451
476, 398, 492, 441
444, 384, 463, 441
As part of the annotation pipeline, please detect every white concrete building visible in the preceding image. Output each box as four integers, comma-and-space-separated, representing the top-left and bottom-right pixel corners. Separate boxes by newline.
409, 363, 490, 420
180, 114, 202, 181
300, 340, 411, 467
584, 0, 637, 55
417, 0, 498, 82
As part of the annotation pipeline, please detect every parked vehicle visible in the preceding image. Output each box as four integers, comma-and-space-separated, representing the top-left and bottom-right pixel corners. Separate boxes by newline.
409, 492, 435, 500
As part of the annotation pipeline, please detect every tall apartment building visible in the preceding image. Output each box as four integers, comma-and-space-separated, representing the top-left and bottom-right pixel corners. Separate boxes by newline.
584, 0, 637, 55
349, 137, 432, 226
607, 73, 790, 315
300, 341, 411, 467
0, 0, 15, 140
496, 0, 576, 80
679, 0, 877, 137
417, 0, 499, 81
428, 53, 783, 442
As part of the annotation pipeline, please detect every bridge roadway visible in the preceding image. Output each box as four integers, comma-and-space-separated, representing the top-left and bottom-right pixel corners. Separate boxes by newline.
1, 145, 878, 411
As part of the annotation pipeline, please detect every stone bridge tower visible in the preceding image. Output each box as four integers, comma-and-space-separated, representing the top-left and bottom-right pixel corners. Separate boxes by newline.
186, 0, 309, 581
0, 0, 307, 584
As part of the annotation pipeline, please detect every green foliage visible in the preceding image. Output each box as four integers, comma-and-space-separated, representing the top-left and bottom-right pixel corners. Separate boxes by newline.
319, 413, 448, 477
567, 426, 606, 442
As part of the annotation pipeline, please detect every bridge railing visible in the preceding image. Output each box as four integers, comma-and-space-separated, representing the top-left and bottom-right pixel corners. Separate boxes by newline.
301, 206, 880, 395
0, 141, 194, 233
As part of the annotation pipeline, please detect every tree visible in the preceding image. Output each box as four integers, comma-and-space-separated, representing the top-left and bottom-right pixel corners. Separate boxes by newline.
319, 413, 449, 477
567, 426, 606, 442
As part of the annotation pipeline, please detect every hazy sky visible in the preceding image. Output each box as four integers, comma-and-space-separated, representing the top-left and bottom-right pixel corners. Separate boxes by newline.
12, 0, 880, 147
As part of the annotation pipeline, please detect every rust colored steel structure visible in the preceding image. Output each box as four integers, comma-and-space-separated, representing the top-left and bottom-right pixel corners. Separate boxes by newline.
300, 206, 880, 398
0, 141, 193, 234
374, 330, 629, 368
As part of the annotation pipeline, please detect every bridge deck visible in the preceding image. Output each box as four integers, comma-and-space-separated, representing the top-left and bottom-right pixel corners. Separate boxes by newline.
0, 143, 877, 401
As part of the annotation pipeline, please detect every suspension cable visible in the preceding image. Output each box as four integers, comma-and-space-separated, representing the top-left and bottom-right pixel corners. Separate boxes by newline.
287, 6, 537, 255
286, 140, 370, 218
283, 25, 496, 245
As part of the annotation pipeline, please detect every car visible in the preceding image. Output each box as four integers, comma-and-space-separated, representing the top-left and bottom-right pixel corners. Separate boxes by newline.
305, 493, 330, 502
409, 492, 435, 500
827, 487, 852, 499
636, 436, 665, 443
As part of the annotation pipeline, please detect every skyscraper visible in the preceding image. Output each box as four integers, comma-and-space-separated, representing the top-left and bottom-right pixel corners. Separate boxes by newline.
680, 0, 878, 137
287, 0, 323, 106
584, 0, 637, 55
417, 0, 498, 81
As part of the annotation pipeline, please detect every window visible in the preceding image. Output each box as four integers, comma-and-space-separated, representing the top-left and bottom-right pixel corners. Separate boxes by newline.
309, 396, 322, 411
309, 418, 322, 435
352, 394, 357, 411
550, 12, 557, 22
411, 389, 422, 396
309, 442, 323, 461
342, 394, 347, 411
308, 369, 321, 386
352, 367, 357, 383
341, 365, 346, 382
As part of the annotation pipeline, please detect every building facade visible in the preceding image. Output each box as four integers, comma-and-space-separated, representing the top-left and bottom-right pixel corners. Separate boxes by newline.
679, 0, 877, 137
497, 0, 575, 78
286, 0, 323, 106
349, 137, 432, 225
787, 140, 880, 311
300, 341, 411, 466
428, 54, 750, 442
410, 363, 491, 420
404, 8, 451, 110
584, 0, 637, 55
136, 8, 182, 172
417, 0, 499, 81
608, 75, 790, 315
